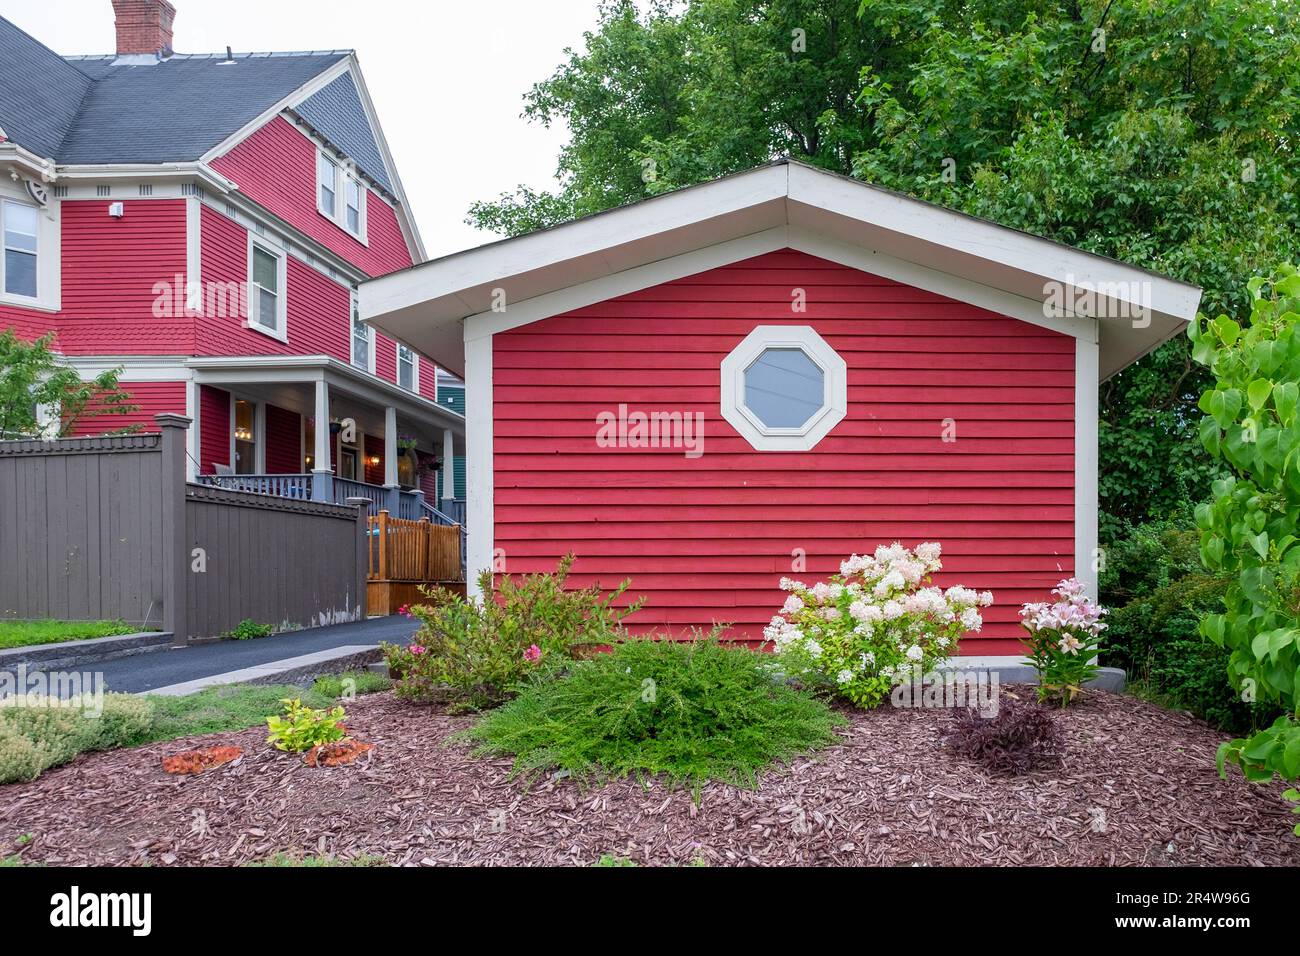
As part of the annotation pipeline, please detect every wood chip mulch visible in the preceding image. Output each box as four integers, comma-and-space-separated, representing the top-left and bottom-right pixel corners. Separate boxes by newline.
2, 690, 1297, 867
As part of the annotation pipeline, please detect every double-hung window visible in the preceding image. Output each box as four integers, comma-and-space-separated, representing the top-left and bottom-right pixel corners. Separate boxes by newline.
351, 291, 374, 372
397, 343, 417, 391
2, 200, 39, 299
316, 148, 367, 241
247, 238, 286, 339
317, 152, 338, 218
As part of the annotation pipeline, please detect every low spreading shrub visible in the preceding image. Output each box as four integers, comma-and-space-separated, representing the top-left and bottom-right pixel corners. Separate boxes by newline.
943, 696, 1064, 774
265, 698, 347, 753
764, 542, 993, 708
1020, 578, 1108, 706
383, 554, 639, 711
310, 670, 391, 699
0, 694, 154, 784
462, 636, 844, 794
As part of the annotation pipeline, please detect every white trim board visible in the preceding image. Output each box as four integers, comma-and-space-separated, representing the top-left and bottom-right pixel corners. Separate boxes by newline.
362, 160, 1200, 380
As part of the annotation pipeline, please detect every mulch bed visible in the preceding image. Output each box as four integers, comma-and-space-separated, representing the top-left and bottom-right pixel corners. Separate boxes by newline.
2, 690, 1297, 866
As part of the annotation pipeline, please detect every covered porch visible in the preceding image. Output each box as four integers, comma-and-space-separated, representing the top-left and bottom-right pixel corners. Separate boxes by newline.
184, 355, 467, 588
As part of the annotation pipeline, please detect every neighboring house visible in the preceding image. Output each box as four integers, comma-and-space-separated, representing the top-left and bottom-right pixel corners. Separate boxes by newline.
0, 0, 464, 522
362, 159, 1202, 656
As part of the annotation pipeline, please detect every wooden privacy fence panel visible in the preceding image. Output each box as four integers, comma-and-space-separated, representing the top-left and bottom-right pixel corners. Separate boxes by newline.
0, 433, 167, 628
186, 484, 366, 640
0, 416, 367, 643
368, 511, 463, 583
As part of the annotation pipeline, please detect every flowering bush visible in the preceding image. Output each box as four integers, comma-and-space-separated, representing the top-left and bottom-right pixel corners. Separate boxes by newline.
1020, 578, 1108, 706
764, 542, 993, 708
381, 554, 640, 712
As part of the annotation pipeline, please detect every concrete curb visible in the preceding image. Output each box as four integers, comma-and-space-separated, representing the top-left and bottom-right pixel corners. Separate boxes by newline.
143, 645, 383, 697
0, 631, 172, 672
938, 659, 1126, 692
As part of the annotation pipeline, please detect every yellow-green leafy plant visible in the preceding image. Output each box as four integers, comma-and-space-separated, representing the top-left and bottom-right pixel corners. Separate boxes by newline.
265, 698, 347, 753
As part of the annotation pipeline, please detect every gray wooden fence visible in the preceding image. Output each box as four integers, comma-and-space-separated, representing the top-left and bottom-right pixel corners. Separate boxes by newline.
0, 415, 366, 643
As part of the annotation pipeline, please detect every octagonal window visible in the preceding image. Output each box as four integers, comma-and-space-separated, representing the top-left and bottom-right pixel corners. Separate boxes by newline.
720, 325, 848, 451
743, 348, 825, 429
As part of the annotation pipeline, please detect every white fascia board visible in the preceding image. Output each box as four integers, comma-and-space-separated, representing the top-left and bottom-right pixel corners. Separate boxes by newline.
53, 162, 238, 194
62, 356, 193, 381
0, 144, 58, 180
464, 333, 494, 598
786, 163, 1201, 325
361, 164, 789, 327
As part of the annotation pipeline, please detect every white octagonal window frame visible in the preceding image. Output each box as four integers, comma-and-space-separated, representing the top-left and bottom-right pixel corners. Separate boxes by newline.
720, 325, 847, 451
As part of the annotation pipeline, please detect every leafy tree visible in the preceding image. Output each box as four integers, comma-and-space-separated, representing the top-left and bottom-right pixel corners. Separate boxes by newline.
468, 0, 1300, 536
0, 330, 140, 439
1190, 265, 1300, 829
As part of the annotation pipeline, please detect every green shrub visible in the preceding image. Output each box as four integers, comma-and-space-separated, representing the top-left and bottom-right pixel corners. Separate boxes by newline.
265, 698, 347, 753
0, 694, 154, 784
383, 553, 640, 712
462, 637, 844, 794
1100, 513, 1279, 732
224, 619, 273, 640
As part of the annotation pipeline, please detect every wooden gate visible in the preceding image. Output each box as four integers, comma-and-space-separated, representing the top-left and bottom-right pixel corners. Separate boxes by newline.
366, 511, 465, 614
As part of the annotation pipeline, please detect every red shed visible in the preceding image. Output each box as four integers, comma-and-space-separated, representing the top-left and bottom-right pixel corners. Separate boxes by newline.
363, 161, 1201, 658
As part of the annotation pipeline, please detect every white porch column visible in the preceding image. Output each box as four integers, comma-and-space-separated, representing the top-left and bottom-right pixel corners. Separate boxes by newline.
311, 377, 333, 502
442, 427, 455, 504
384, 406, 399, 488
184, 380, 200, 481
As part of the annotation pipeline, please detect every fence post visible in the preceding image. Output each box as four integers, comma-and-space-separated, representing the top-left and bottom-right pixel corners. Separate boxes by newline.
345, 496, 370, 620
376, 509, 389, 581
155, 413, 191, 646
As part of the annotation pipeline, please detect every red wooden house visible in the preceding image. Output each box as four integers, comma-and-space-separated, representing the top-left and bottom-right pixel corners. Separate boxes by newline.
363, 161, 1202, 657
0, 1, 464, 525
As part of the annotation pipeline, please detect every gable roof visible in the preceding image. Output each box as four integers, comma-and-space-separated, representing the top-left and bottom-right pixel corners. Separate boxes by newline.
361, 159, 1202, 380
0, 15, 348, 167
293, 72, 392, 192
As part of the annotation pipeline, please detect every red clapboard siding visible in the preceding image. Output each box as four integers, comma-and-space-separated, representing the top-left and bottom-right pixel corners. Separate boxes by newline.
492, 249, 1076, 654
199, 385, 230, 474
67, 380, 185, 436
56, 200, 191, 354
0, 304, 57, 344
264, 404, 301, 473
194, 205, 352, 361
209, 116, 413, 278
418, 355, 438, 401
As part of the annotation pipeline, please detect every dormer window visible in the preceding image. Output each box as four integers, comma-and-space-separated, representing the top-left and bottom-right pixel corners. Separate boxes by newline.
316, 148, 367, 242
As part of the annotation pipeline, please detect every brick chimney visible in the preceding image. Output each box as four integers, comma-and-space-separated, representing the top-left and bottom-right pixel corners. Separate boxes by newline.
112, 0, 177, 57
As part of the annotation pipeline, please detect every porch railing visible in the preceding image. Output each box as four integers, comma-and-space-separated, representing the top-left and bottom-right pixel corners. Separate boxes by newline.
196, 473, 313, 498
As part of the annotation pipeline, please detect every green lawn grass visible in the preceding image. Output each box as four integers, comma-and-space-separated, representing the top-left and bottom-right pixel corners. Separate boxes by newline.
0, 618, 141, 650
135, 671, 390, 746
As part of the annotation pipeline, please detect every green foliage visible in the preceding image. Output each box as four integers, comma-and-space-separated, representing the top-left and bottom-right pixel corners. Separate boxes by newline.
224, 619, 273, 641
383, 553, 640, 712
1099, 513, 1273, 731
0, 694, 154, 784
469, 0, 1299, 538
593, 854, 638, 867
0, 618, 138, 650
0, 330, 140, 439
1190, 265, 1300, 796
310, 670, 391, 699
138, 683, 335, 744
265, 698, 347, 753
462, 637, 844, 794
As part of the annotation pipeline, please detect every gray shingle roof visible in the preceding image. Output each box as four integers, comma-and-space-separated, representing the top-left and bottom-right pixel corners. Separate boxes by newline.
0, 15, 360, 173
294, 73, 391, 191
0, 17, 92, 158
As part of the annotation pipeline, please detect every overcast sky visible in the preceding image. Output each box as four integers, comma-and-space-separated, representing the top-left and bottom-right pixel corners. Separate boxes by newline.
0, 0, 603, 258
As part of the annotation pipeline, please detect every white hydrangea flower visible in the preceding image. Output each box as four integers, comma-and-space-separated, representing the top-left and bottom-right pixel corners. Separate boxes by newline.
836, 668, 854, 685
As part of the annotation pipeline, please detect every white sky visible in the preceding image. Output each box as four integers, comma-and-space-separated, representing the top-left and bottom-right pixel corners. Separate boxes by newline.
0, 0, 603, 258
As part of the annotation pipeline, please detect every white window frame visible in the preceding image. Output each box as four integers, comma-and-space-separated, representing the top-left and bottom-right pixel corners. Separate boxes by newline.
246, 234, 288, 341
316, 148, 368, 243
720, 325, 847, 451
396, 341, 418, 392
0, 188, 58, 311
350, 289, 375, 373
